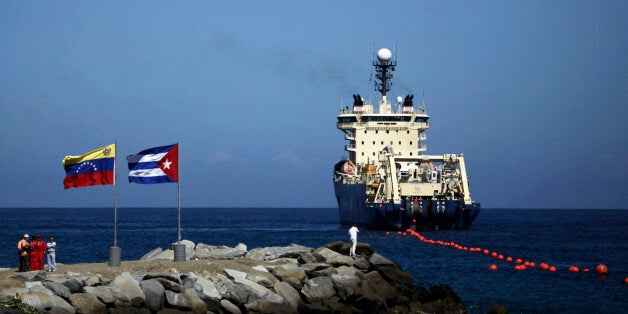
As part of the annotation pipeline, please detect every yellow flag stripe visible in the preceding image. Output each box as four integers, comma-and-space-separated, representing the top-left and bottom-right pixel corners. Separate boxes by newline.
62, 143, 116, 166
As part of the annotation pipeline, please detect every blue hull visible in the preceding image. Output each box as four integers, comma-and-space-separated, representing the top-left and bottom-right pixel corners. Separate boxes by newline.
334, 181, 480, 230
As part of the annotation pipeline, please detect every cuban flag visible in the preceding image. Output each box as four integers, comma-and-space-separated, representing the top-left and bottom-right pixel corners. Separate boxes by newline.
127, 144, 178, 184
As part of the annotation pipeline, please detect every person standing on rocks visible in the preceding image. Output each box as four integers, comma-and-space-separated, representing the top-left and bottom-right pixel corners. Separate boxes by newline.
46, 236, 57, 272
17, 234, 30, 271
30, 235, 46, 270
349, 224, 359, 257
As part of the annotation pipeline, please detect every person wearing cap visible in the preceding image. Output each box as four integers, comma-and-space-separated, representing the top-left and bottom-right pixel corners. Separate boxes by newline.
17, 234, 31, 271
30, 235, 46, 271
46, 236, 57, 272
348, 224, 359, 257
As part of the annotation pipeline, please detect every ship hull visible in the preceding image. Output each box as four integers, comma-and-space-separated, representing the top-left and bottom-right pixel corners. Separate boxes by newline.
334, 181, 481, 230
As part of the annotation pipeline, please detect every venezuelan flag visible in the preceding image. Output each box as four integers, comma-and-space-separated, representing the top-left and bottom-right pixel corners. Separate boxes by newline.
63, 144, 116, 189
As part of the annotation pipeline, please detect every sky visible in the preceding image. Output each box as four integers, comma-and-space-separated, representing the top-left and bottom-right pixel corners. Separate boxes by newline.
1, 1, 626, 209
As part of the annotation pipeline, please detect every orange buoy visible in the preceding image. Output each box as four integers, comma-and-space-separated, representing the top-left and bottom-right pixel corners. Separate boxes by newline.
624, 277, 628, 284
529, 262, 536, 268
595, 264, 608, 275
506, 257, 513, 262
491, 252, 498, 258
489, 264, 498, 271
524, 261, 530, 267
515, 258, 523, 264
569, 266, 580, 273
583, 268, 589, 272
540, 263, 549, 270
483, 249, 489, 255
498, 254, 504, 260
385, 231, 390, 235
549, 266, 557, 272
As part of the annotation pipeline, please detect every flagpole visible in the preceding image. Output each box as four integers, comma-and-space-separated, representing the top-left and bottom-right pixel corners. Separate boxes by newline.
114, 141, 118, 248
177, 141, 181, 244
173, 142, 185, 262
109, 141, 121, 266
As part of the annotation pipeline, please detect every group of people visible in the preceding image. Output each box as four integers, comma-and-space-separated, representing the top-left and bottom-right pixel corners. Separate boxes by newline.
17, 234, 56, 272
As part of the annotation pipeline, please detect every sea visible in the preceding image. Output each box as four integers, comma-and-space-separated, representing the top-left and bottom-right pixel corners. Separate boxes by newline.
1, 207, 626, 313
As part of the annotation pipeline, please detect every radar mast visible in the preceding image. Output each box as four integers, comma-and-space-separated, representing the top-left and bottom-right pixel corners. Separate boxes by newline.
373, 48, 396, 103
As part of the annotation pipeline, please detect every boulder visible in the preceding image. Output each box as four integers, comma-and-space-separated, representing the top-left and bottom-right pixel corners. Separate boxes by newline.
140, 247, 163, 261
112, 272, 146, 307
140, 279, 165, 311
313, 247, 354, 267
301, 276, 335, 302
234, 277, 284, 303
42, 281, 70, 299
216, 280, 250, 305
184, 288, 209, 313
191, 275, 221, 299
144, 271, 182, 284
84, 285, 118, 304
62, 277, 84, 293
155, 277, 185, 293
220, 299, 242, 314
21, 293, 75, 313
224, 268, 247, 281
165, 290, 192, 311
369, 253, 414, 287
271, 265, 306, 290
69, 293, 106, 313
84, 275, 101, 286
245, 299, 296, 314
358, 270, 400, 309
274, 281, 303, 309
9, 271, 47, 282
195, 244, 247, 260
153, 249, 174, 260
245, 244, 312, 261
25, 281, 53, 296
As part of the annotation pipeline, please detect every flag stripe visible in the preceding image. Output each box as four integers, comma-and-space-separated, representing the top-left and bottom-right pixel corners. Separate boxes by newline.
127, 161, 160, 171
133, 145, 175, 156
64, 157, 114, 176
129, 175, 176, 184
63, 144, 116, 166
126, 152, 167, 164
63, 170, 114, 189
129, 168, 167, 177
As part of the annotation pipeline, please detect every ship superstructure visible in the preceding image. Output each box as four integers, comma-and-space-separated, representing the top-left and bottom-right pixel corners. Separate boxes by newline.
333, 48, 480, 230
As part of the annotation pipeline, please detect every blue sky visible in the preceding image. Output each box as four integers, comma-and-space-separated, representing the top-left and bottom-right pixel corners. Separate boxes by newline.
1, 1, 626, 209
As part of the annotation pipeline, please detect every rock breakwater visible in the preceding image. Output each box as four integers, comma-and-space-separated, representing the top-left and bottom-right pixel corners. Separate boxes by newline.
0, 241, 467, 313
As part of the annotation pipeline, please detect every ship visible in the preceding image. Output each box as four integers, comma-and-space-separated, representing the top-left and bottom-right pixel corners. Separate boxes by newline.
333, 47, 480, 230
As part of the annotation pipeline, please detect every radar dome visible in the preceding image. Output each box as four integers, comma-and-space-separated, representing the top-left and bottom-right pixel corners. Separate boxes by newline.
377, 48, 392, 63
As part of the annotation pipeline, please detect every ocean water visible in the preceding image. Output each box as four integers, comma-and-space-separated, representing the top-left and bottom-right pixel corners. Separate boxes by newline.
1, 207, 626, 313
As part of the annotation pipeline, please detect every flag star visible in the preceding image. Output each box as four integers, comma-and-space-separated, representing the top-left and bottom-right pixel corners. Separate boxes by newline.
162, 159, 172, 169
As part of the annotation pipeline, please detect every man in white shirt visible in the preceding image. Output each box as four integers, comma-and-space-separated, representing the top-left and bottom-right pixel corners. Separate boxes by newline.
348, 224, 359, 257
46, 237, 56, 272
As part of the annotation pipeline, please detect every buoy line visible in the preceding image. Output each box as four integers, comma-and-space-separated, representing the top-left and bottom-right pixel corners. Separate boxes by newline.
388, 229, 619, 281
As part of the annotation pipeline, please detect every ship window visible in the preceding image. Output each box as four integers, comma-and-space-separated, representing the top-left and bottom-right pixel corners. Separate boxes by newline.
386, 130, 389, 134
364, 130, 367, 134
381, 141, 384, 145
361, 141, 364, 145
373, 152, 376, 156
376, 130, 379, 134
362, 152, 364, 156
407, 130, 410, 134
410, 152, 413, 156
399, 141, 401, 145
390, 141, 393, 145
410, 141, 413, 145
372, 141, 375, 145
